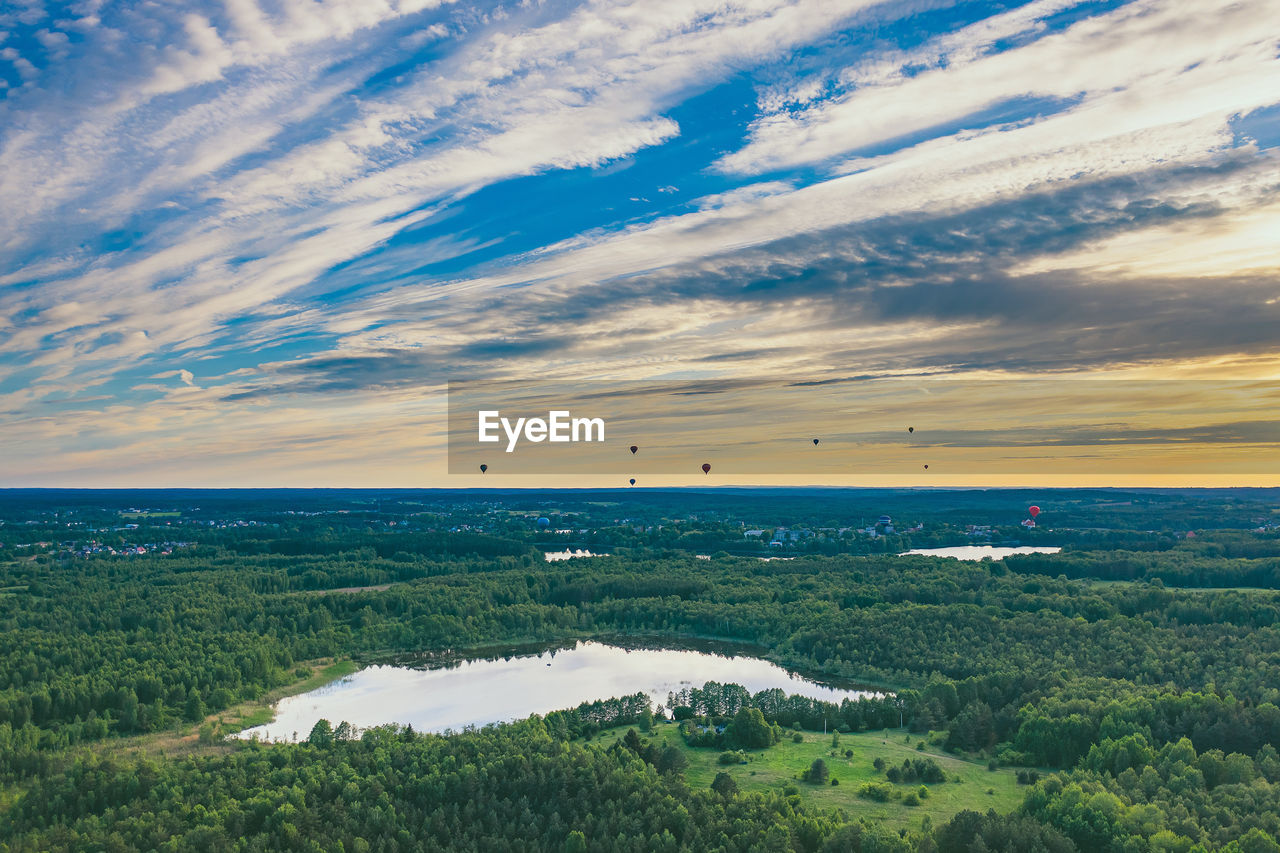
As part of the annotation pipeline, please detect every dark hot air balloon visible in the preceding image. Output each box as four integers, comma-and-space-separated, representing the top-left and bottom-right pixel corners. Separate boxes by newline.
908, 426, 914, 433
629, 478, 636, 486
537, 517, 550, 528
812, 438, 820, 445
923, 464, 929, 470
630, 445, 638, 454
479, 464, 488, 473
701, 463, 711, 474
1028, 505, 1040, 519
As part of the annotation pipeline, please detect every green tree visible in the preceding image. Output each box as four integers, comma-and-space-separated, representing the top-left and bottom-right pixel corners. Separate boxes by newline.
656, 744, 688, 775
711, 772, 738, 798
803, 758, 830, 784
308, 719, 334, 746
183, 690, 207, 723
725, 706, 777, 749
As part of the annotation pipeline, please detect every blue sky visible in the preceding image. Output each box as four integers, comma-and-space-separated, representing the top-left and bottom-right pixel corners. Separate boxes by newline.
1, 0, 1278, 486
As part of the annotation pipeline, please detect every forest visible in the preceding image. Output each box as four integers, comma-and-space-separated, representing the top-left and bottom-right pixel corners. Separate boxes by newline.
2, 488, 1280, 851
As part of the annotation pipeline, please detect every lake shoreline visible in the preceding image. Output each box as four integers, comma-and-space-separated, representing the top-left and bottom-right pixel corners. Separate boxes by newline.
237, 640, 886, 742
370, 633, 889, 694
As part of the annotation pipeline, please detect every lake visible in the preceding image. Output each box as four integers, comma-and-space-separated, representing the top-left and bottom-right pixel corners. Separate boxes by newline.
900, 545, 1062, 560
237, 641, 878, 742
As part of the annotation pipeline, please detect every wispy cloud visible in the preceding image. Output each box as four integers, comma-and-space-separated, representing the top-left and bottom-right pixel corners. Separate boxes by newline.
1, 0, 1277, 485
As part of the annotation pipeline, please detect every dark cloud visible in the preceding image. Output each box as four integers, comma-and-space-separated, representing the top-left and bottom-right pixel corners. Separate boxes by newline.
233, 154, 1280, 397
223, 333, 579, 400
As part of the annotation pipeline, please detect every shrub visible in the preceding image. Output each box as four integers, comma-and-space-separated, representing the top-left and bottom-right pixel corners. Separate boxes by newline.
885, 757, 946, 784
857, 782, 893, 802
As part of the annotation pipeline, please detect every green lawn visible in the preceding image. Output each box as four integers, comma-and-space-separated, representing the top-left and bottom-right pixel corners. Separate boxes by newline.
592, 724, 1027, 831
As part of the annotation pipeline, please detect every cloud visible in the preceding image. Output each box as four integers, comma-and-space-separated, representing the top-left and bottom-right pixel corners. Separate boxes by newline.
1, 46, 39, 84
1, 0, 885, 392
244, 163, 1280, 394
719, 0, 1280, 175
2, 0, 1278, 485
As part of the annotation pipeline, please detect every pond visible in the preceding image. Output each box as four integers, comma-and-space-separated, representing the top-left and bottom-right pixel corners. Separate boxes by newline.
544, 549, 609, 561
237, 641, 878, 742
900, 545, 1062, 560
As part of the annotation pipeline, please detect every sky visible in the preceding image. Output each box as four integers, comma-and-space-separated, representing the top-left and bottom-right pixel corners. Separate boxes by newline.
1, 0, 1278, 487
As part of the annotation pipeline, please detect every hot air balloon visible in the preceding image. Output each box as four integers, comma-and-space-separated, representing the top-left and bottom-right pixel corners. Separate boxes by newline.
908, 426, 914, 434
923, 464, 929, 470
630, 445, 638, 454
537, 517, 550, 528
812, 438, 820, 445
479, 464, 488, 473
629, 478, 636, 486
1028, 505, 1040, 519
701, 463, 711, 474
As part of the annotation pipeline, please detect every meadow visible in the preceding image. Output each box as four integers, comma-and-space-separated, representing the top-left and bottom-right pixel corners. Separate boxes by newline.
592, 723, 1027, 831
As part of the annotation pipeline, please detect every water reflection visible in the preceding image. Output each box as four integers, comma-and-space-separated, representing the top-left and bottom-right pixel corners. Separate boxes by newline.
900, 545, 1061, 560
238, 641, 877, 741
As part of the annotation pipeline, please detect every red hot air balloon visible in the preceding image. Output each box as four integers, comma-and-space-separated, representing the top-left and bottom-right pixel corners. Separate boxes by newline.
630, 445, 638, 454
1028, 505, 1040, 518
480, 464, 488, 473
701, 463, 711, 474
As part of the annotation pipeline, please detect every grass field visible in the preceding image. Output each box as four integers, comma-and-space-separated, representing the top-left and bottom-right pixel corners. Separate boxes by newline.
217, 659, 360, 736
592, 723, 1027, 831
